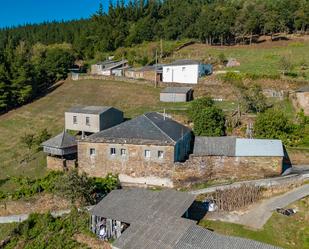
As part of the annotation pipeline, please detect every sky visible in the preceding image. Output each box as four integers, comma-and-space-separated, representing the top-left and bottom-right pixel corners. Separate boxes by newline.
0, 0, 109, 28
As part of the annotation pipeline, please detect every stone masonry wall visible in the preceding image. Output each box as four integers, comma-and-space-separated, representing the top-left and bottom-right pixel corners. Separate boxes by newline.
173, 155, 283, 187
46, 156, 77, 171
78, 142, 175, 181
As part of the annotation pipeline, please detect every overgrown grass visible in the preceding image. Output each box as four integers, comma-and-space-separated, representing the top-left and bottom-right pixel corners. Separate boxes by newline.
199, 197, 309, 249
0, 223, 18, 241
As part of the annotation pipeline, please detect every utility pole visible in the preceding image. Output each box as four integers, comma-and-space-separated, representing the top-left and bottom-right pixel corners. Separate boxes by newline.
155, 49, 158, 88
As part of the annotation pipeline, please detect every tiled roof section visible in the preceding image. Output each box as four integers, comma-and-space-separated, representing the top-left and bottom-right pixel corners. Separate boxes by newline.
174, 225, 281, 249
235, 139, 284, 157
193, 137, 236, 156
295, 85, 309, 92
104, 60, 128, 70
85, 112, 191, 145
169, 59, 200, 66
90, 189, 196, 224
161, 87, 192, 94
41, 131, 77, 149
67, 106, 112, 115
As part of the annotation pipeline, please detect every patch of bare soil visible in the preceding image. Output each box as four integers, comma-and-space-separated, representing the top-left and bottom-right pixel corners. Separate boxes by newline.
0, 194, 70, 216
74, 233, 111, 249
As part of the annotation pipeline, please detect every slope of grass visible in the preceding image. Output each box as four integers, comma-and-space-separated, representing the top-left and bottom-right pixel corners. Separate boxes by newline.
174, 41, 309, 79
0, 79, 189, 183
0, 223, 18, 241
199, 197, 309, 249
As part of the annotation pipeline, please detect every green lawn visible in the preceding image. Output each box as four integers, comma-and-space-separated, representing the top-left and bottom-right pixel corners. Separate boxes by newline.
199, 197, 309, 249
174, 41, 309, 79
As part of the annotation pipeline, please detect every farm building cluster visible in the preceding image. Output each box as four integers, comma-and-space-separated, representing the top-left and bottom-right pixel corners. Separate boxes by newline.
89, 188, 281, 249
87, 59, 213, 85
42, 105, 287, 188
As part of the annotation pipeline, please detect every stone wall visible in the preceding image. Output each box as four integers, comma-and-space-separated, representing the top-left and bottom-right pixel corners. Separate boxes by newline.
78, 142, 283, 188
46, 156, 77, 171
294, 92, 309, 115
78, 142, 175, 187
173, 155, 283, 187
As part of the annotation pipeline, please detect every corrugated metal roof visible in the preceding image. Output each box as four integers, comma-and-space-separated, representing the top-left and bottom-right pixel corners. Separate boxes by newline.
67, 106, 112, 115
193, 137, 236, 156
161, 87, 192, 94
85, 112, 191, 145
193, 137, 284, 157
90, 189, 196, 223
235, 138, 284, 157
174, 225, 281, 249
41, 131, 77, 149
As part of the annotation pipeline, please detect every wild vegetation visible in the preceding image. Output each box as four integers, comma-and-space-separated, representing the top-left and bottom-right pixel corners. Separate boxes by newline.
1, 209, 93, 248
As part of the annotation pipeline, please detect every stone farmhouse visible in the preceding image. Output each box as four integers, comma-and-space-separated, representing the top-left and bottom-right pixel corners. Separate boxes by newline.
43, 106, 287, 188
65, 106, 123, 136
90, 188, 281, 249
192, 136, 285, 180
78, 112, 192, 188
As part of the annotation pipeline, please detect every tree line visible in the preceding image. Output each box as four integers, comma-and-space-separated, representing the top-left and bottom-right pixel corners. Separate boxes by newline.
0, 0, 308, 58
0, 0, 308, 113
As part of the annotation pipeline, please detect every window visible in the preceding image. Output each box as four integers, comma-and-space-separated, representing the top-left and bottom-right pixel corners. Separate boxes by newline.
86, 117, 90, 126
90, 148, 96, 156
166, 68, 170, 72
182, 67, 186, 71
121, 149, 126, 156
158, 151, 164, 159
110, 148, 116, 156
73, 116, 77, 124
144, 150, 151, 158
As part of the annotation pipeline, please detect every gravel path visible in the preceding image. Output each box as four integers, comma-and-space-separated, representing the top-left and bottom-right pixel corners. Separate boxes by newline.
207, 184, 309, 229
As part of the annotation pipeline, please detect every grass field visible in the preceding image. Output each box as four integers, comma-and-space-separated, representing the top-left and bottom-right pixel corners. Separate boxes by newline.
200, 197, 309, 249
0, 223, 18, 241
0, 79, 192, 186
173, 41, 309, 79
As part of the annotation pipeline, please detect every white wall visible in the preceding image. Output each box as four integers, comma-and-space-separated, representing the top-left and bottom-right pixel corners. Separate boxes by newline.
65, 112, 100, 133
163, 64, 199, 84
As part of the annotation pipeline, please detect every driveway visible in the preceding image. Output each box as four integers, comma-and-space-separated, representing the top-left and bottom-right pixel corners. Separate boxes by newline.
207, 184, 309, 229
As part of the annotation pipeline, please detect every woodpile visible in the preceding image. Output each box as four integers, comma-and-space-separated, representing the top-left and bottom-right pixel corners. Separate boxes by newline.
205, 184, 262, 211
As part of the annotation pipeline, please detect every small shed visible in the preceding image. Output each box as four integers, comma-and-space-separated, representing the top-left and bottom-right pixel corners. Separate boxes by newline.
160, 87, 193, 102
41, 131, 77, 156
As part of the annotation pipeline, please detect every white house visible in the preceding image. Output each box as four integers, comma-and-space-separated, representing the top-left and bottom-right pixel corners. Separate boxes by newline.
162, 60, 212, 84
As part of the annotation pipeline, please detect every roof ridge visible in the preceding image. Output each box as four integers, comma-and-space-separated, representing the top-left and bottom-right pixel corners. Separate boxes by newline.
143, 113, 176, 143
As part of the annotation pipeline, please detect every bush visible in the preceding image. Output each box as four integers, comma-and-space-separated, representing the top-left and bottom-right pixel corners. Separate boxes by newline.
254, 108, 302, 146
188, 97, 214, 121
193, 106, 226, 136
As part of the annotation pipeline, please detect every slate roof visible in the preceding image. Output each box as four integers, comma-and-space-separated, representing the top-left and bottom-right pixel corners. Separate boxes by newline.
85, 112, 191, 145
91, 189, 282, 249
104, 60, 128, 70
67, 106, 112, 115
193, 137, 236, 156
41, 131, 77, 149
169, 59, 200, 66
295, 85, 309, 92
193, 137, 284, 157
161, 87, 192, 94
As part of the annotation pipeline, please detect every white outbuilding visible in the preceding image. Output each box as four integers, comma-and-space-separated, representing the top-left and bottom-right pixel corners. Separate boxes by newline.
162, 60, 212, 84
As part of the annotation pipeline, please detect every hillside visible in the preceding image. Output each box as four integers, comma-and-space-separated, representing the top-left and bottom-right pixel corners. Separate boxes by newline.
0, 79, 190, 186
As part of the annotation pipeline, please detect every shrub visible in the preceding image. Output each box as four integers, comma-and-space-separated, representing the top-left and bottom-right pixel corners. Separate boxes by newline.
188, 96, 214, 121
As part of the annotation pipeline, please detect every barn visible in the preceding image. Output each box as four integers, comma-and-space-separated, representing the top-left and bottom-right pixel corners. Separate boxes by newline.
160, 87, 193, 102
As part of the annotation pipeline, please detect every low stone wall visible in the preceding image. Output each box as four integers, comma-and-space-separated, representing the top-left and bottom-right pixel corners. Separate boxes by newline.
46, 156, 77, 171
173, 155, 283, 187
